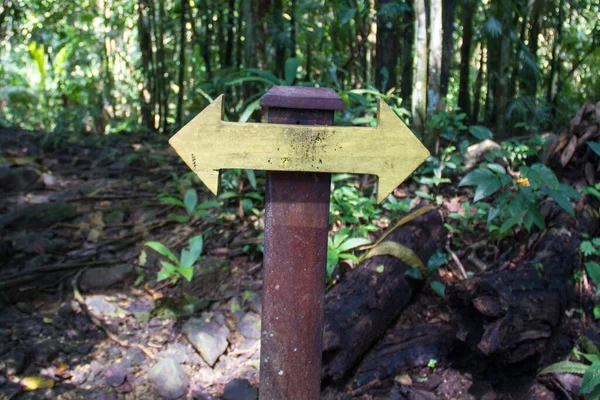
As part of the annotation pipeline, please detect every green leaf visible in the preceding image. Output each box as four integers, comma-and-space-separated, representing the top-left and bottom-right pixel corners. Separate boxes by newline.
405, 268, 424, 280
28, 42, 46, 78
588, 385, 600, 399
159, 196, 184, 207
559, 183, 581, 200
218, 191, 239, 200
459, 168, 502, 201
239, 99, 261, 123
157, 269, 171, 282
588, 142, 600, 156
468, 125, 494, 140
189, 235, 204, 261
180, 249, 194, 268
197, 201, 220, 209
245, 169, 257, 189
179, 266, 194, 282
540, 361, 588, 375
487, 163, 506, 175
338, 237, 371, 252
580, 362, 600, 395
594, 305, 600, 320
581, 241, 595, 256
184, 189, 198, 216
160, 260, 178, 272
339, 253, 359, 262
585, 262, 600, 285
170, 214, 190, 223
284, 58, 301, 85
427, 250, 449, 271
545, 188, 575, 216
430, 281, 446, 298
531, 163, 559, 190
473, 178, 502, 202
225, 76, 277, 86
499, 214, 521, 234
145, 241, 179, 264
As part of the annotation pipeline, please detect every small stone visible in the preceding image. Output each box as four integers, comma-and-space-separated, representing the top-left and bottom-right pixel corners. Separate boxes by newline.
238, 313, 261, 339
14, 302, 31, 314
222, 379, 258, 400
57, 302, 73, 317
123, 348, 145, 368
85, 295, 116, 315
2, 349, 26, 375
105, 363, 127, 387
34, 339, 60, 364
155, 343, 199, 365
148, 358, 189, 399
246, 293, 262, 314
0, 165, 42, 192
183, 315, 229, 367
80, 265, 135, 291
77, 343, 93, 354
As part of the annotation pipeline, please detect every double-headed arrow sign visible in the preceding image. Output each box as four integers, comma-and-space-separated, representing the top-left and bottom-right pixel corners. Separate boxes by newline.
169, 95, 429, 203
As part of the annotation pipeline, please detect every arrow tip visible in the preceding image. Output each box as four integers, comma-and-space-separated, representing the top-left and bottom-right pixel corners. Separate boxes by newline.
375, 99, 430, 203
168, 95, 225, 196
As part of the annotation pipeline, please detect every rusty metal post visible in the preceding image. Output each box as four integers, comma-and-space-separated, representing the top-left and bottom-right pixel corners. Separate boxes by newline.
259, 86, 344, 400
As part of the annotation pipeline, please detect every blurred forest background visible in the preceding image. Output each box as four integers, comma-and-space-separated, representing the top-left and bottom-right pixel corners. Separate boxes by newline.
0, 0, 598, 145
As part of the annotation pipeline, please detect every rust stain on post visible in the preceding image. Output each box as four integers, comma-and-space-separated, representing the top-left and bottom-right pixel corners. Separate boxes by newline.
259, 86, 343, 400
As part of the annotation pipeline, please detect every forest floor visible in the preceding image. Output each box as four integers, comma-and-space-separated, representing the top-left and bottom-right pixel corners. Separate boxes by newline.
0, 125, 597, 400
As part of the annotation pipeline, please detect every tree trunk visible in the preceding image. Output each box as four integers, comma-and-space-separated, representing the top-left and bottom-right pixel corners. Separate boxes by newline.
322, 208, 447, 380
236, 0, 243, 69
273, 0, 285, 78
411, 0, 428, 135
375, 0, 398, 92
242, 0, 255, 68
495, 0, 511, 138
203, 1, 213, 79
290, 0, 296, 57
546, 0, 563, 106
224, 0, 235, 68
440, 0, 455, 101
458, 0, 475, 118
400, 0, 414, 109
175, 0, 186, 129
523, 0, 545, 96
472, 44, 485, 123
427, 0, 443, 118
137, 0, 154, 131
157, 0, 168, 133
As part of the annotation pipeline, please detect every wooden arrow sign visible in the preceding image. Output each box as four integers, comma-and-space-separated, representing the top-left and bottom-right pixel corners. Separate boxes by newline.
169, 95, 429, 203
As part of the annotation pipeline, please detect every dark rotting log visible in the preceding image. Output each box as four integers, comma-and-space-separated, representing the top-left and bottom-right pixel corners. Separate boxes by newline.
447, 215, 581, 366
322, 207, 447, 381
354, 324, 456, 389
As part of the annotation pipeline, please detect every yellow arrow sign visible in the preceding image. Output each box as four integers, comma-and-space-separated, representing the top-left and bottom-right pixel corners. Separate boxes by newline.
169, 95, 429, 203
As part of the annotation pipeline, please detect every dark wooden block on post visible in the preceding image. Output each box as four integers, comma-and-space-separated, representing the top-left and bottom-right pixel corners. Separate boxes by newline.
259, 86, 344, 400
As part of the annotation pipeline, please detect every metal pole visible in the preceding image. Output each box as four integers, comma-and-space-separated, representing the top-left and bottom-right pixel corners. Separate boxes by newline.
259, 86, 344, 400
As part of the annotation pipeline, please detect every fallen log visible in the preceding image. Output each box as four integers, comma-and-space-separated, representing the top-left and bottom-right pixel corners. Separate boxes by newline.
322, 207, 447, 381
447, 213, 580, 366
354, 323, 455, 388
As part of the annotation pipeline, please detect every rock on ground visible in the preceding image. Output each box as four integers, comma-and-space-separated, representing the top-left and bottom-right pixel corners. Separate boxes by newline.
147, 357, 189, 399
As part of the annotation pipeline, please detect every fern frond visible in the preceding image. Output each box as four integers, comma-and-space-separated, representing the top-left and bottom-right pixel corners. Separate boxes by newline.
539, 361, 588, 376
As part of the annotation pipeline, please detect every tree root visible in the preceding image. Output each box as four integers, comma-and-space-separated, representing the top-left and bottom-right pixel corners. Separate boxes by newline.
72, 269, 154, 360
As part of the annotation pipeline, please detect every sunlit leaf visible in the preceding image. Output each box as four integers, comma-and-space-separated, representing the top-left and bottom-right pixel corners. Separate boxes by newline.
21, 376, 55, 390
146, 242, 179, 264
184, 189, 198, 215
